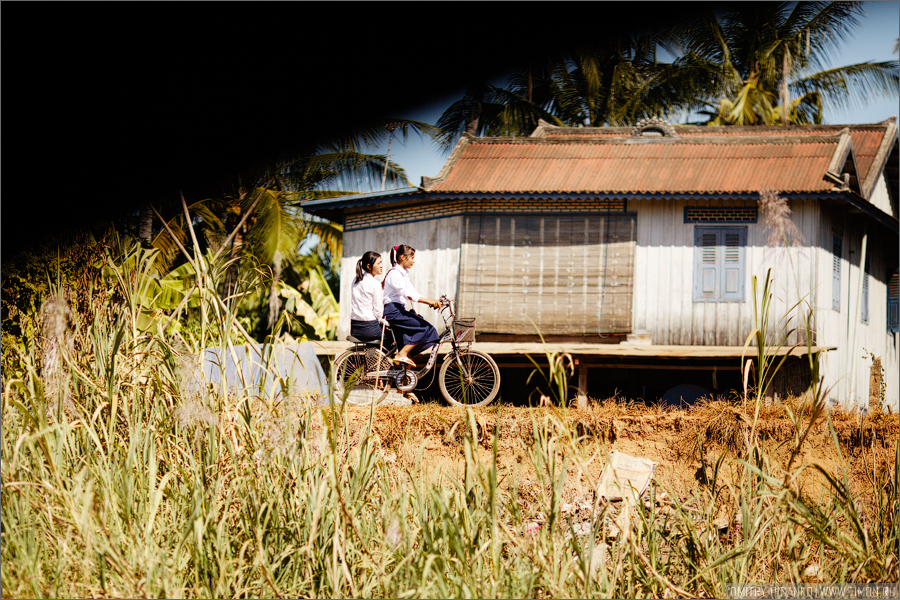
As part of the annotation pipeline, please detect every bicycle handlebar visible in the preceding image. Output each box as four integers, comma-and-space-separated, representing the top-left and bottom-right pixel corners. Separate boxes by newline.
437, 295, 457, 328
438, 295, 455, 315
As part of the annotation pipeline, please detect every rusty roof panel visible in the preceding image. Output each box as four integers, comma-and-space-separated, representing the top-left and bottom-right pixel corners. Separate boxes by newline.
537, 123, 893, 184
848, 130, 883, 179
431, 138, 840, 194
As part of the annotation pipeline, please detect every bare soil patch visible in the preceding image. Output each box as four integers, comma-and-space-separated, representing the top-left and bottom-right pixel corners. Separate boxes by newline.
341, 399, 898, 517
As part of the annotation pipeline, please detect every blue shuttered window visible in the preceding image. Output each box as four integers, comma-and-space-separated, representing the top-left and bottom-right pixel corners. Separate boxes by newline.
693, 226, 746, 302
888, 271, 899, 333
832, 234, 842, 311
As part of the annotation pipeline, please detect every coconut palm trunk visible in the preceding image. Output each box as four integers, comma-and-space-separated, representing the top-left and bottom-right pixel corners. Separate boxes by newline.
782, 48, 791, 126
139, 204, 153, 247
466, 80, 486, 136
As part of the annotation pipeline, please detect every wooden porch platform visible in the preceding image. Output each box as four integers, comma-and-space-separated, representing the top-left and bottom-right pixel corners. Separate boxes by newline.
308, 341, 832, 360
310, 341, 833, 407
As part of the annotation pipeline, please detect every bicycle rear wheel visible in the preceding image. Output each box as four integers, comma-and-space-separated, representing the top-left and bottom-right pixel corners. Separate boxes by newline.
438, 349, 500, 407
333, 348, 391, 405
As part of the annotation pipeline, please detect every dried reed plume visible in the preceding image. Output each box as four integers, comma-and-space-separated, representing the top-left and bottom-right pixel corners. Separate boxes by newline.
758, 190, 804, 247
175, 399, 219, 429
39, 292, 76, 420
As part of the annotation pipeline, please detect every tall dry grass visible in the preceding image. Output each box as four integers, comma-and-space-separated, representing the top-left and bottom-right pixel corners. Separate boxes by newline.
2, 232, 897, 598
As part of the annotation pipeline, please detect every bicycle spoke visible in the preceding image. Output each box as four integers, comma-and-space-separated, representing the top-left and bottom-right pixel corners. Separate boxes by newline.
334, 349, 391, 403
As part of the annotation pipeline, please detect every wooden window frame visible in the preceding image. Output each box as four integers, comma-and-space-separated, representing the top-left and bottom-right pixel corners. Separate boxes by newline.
692, 225, 747, 303
888, 270, 899, 333
832, 233, 842, 312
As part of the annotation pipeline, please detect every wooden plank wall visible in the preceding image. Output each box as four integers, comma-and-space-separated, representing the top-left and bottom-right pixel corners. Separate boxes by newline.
869, 174, 897, 218
632, 195, 898, 408
338, 216, 463, 340
815, 202, 899, 409
337, 195, 898, 409
631, 197, 820, 348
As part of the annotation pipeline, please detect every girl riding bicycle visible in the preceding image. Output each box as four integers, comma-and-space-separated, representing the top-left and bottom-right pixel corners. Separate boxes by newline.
349, 251, 395, 348
383, 244, 440, 368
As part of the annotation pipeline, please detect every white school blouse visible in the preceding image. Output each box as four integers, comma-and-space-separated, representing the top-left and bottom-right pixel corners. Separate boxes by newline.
350, 273, 384, 321
383, 266, 421, 306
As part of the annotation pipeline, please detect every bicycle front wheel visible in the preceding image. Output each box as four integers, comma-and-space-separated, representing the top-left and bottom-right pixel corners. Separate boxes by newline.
438, 349, 500, 407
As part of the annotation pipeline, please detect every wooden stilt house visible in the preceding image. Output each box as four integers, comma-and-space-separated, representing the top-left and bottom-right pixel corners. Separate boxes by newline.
303, 118, 899, 409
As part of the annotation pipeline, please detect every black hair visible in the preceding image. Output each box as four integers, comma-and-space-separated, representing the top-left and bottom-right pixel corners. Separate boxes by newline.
389, 244, 415, 266
354, 251, 381, 283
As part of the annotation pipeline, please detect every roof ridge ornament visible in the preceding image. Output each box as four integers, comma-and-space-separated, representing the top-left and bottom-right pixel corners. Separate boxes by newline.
631, 117, 677, 138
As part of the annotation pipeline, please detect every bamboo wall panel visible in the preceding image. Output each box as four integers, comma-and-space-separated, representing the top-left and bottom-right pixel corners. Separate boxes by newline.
458, 214, 635, 335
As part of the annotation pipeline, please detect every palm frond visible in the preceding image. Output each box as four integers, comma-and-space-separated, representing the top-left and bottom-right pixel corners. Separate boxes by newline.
791, 61, 900, 112
674, 2, 891, 127
242, 188, 303, 268
297, 217, 342, 264
483, 87, 566, 136
150, 199, 224, 272
383, 119, 451, 148
798, 1, 865, 71
277, 150, 409, 193
435, 84, 509, 143
323, 118, 450, 152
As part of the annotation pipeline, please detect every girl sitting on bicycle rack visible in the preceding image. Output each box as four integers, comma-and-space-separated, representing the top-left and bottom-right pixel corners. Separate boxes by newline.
383, 244, 440, 368
349, 251, 395, 348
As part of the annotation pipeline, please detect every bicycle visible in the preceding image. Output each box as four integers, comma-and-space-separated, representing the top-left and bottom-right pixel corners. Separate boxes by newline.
332, 295, 501, 407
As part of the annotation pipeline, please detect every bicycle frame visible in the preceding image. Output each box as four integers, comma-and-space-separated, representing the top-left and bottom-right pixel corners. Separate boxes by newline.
348, 295, 468, 384
337, 294, 499, 406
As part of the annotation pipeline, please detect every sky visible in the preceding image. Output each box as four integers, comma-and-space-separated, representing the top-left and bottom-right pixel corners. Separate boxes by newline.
367, 1, 900, 189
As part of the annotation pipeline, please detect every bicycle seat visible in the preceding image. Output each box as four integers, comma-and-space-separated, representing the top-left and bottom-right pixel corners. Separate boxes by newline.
346, 335, 383, 346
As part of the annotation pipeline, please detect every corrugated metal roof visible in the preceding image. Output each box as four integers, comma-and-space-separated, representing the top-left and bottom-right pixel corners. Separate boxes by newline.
537, 122, 894, 185
846, 130, 884, 183
429, 136, 843, 194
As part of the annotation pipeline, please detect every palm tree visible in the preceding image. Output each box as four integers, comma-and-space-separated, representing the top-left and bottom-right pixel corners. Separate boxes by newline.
539, 36, 711, 128
435, 80, 509, 140
439, 3, 897, 136
437, 32, 713, 140
146, 119, 446, 337
674, 2, 899, 125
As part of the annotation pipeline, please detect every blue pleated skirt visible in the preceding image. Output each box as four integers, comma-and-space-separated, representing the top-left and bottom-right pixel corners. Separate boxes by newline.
350, 319, 396, 349
382, 302, 440, 353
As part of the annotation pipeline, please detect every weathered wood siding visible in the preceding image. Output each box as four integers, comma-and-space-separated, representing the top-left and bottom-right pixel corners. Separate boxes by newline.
816, 200, 899, 409
338, 216, 463, 340
631, 195, 898, 408
336, 193, 897, 409
869, 175, 897, 218
631, 197, 821, 347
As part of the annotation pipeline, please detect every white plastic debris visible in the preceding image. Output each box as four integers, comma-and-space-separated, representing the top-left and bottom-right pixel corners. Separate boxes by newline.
524, 522, 542, 534
596, 451, 658, 502
590, 543, 608, 578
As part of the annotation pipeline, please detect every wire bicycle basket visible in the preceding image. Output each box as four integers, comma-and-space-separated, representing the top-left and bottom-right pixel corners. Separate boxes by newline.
451, 317, 476, 344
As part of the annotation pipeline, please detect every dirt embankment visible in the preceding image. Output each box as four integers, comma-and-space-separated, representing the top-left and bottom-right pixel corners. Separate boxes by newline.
341, 399, 899, 514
